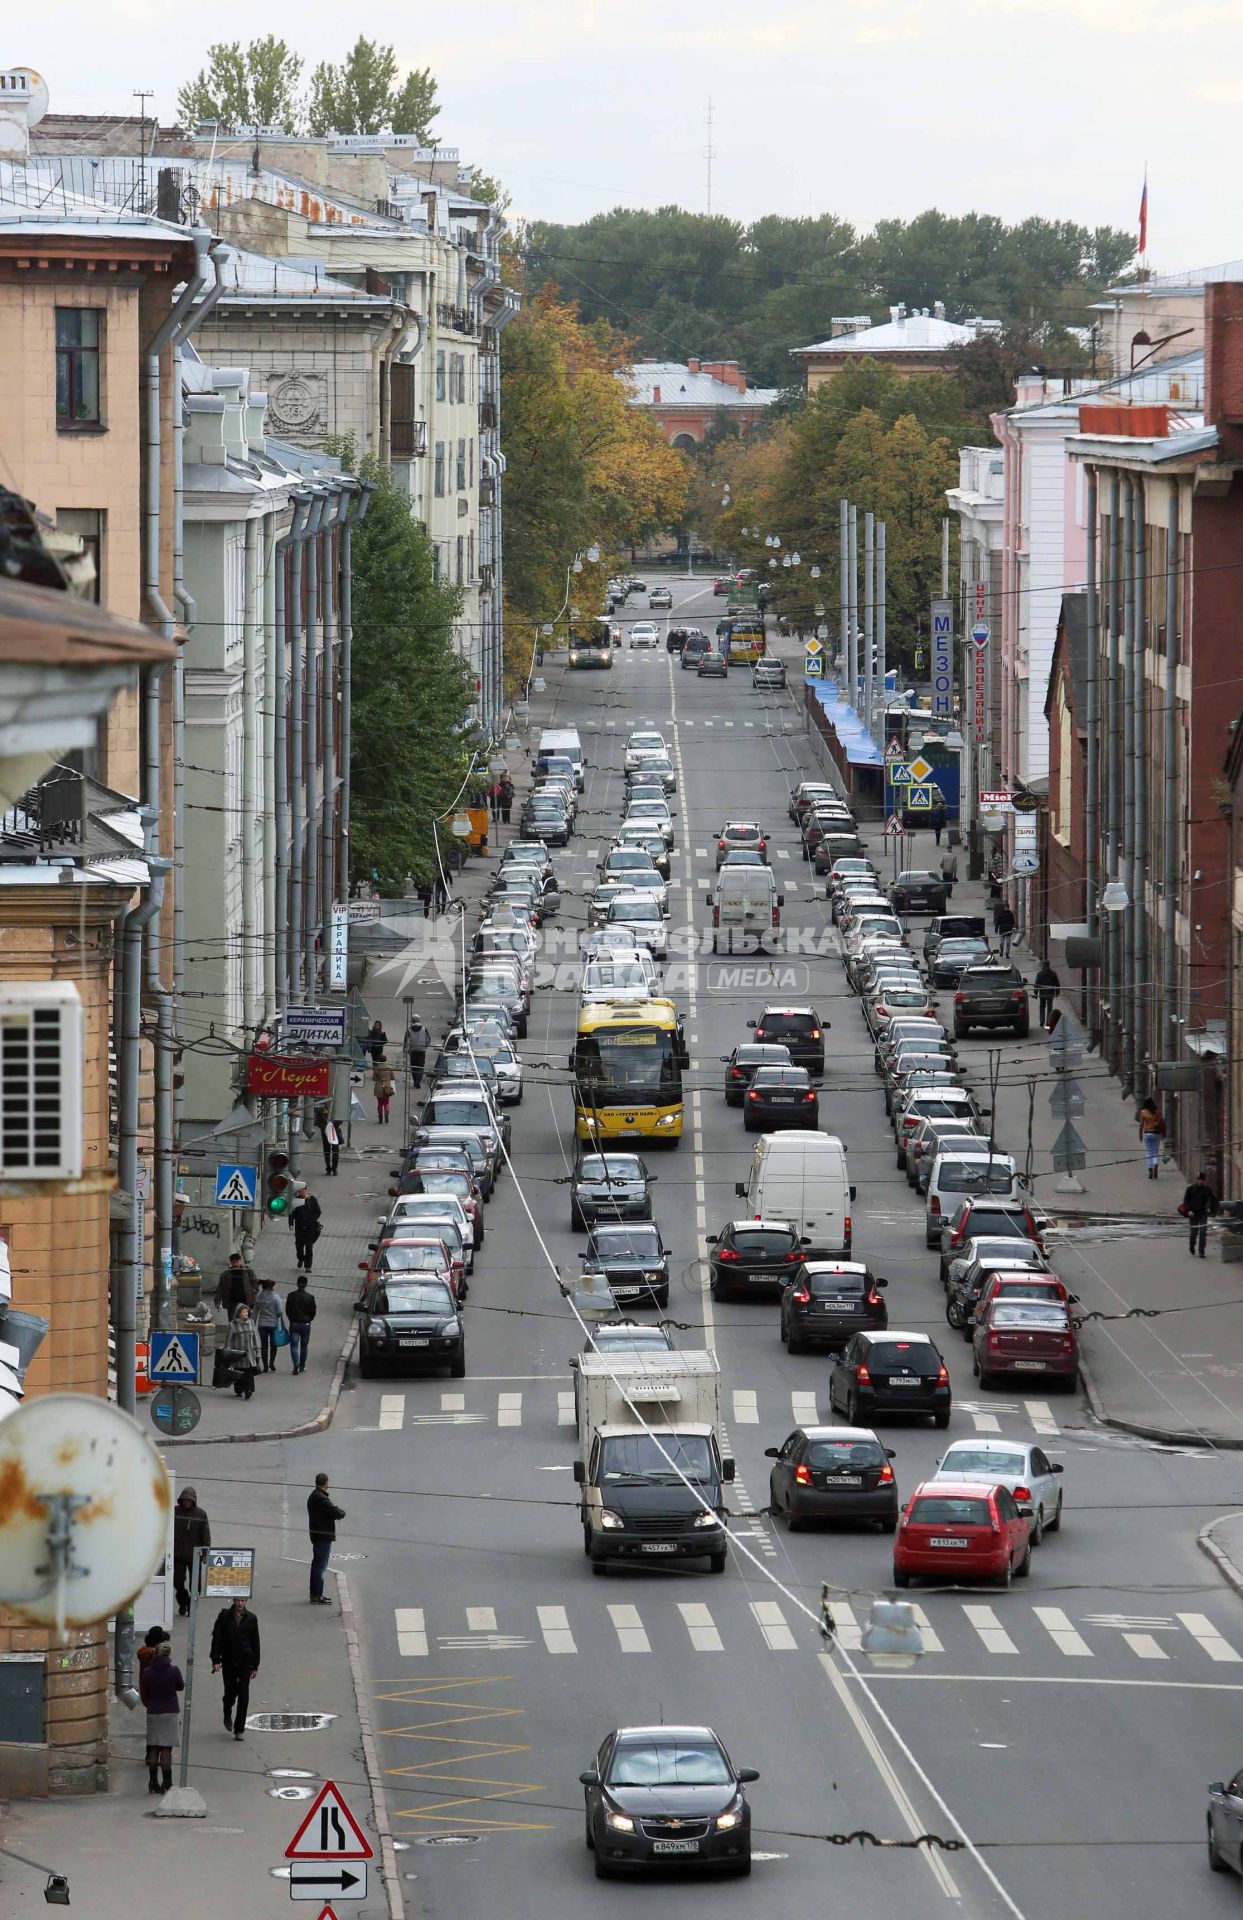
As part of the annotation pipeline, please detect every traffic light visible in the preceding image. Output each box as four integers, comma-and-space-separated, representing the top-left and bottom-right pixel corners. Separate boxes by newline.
265, 1149, 291, 1215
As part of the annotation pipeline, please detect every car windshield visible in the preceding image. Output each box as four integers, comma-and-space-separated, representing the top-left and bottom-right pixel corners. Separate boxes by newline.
627, 802, 668, 819
611, 901, 659, 922
578, 1156, 644, 1182
379, 1245, 449, 1272
804, 1439, 885, 1467
599, 1432, 715, 1483
427, 1100, 491, 1128
938, 1161, 1014, 1194
991, 1303, 1069, 1329
608, 851, 652, 868
941, 1448, 1028, 1476
867, 1341, 939, 1376
732, 1228, 798, 1255
963, 966, 1024, 988
963, 1211, 1030, 1239
807, 1271, 866, 1296
909, 1496, 992, 1527
608, 1741, 732, 1788
417, 1173, 470, 1197
592, 1226, 660, 1258
377, 1282, 455, 1314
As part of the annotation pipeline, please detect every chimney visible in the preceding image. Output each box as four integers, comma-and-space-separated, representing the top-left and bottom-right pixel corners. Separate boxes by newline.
1203, 281, 1243, 439
652, 385, 661, 404
687, 357, 700, 374
934, 301, 945, 321
0, 68, 39, 161
889, 306, 900, 326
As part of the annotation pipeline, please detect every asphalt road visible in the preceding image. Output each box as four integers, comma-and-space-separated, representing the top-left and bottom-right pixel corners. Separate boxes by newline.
329, 579, 1243, 1918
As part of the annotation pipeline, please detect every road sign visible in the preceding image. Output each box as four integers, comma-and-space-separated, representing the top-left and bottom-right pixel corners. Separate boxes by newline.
1012, 850, 1040, 875
884, 738, 905, 761
1048, 1080, 1086, 1119
884, 816, 906, 838
202, 1548, 256, 1599
907, 754, 933, 783
1051, 1121, 1087, 1173
290, 1865, 367, 1902
215, 1163, 258, 1209
286, 1781, 374, 1861
889, 763, 915, 786
150, 1331, 200, 1382
803, 653, 823, 679
284, 1008, 347, 1049
972, 621, 990, 650
150, 1384, 201, 1437
804, 636, 823, 655
905, 785, 934, 810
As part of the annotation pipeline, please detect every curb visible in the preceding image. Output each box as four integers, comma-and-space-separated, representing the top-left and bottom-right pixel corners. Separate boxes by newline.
338, 1569, 406, 1920
1077, 1342, 1243, 1451
160, 1317, 358, 1446
1198, 1514, 1243, 1600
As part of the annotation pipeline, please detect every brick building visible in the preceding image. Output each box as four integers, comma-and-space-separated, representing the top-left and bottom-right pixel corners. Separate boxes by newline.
623, 358, 779, 449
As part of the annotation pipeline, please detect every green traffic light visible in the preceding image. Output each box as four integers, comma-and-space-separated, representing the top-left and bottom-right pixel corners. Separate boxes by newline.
268, 1195, 288, 1214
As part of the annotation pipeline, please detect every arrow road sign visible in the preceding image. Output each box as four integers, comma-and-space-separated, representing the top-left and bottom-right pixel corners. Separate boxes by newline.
289, 1865, 368, 1902
215, 1162, 258, 1208
150, 1331, 200, 1382
286, 1781, 373, 1861
1051, 1121, 1087, 1172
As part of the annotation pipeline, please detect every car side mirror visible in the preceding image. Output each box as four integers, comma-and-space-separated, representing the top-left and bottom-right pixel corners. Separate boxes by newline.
737, 1767, 760, 1784
353, 1300, 368, 1312
886, 1448, 896, 1459
875, 1276, 888, 1288
572, 1461, 585, 1483
763, 1446, 780, 1459
357, 1261, 369, 1271
707, 1232, 719, 1244
367, 1241, 378, 1250
1016, 1505, 1034, 1518
722, 1457, 736, 1482
1210, 1781, 1226, 1796
706, 894, 714, 906
850, 1185, 857, 1202
735, 1182, 746, 1198
777, 895, 785, 907
799, 1235, 812, 1246
746, 1019, 757, 1029
579, 1767, 599, 1785
1051, 1462, 1064, 1474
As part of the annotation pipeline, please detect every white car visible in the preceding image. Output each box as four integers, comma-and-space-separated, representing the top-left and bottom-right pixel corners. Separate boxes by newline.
629, 622, 660, 648
605, 892, 669, 958
930, 1438, 1064, 1543
580, 956, 660, 1005
381, 1194, 476, 1272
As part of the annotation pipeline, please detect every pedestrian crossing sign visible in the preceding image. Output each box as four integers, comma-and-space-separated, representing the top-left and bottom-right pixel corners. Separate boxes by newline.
215, 1162, 259, 1208
888, 763, 915, 787
906, 784, 934, 810
150, 1331, 200, 1382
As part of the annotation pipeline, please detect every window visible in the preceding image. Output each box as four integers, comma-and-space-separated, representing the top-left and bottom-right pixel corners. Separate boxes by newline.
456, 536, 465, 585
435, 351, 446, 402
469, 439, 475, 487
434, 442, 445, 497
467, 531, 475, 580
56, 309, 102, 427
456, 438, 466, 492
55, 508, 103, 603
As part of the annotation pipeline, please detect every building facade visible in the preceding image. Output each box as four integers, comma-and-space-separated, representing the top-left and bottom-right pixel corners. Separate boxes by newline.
623, 358, 779, 448
792, 303, 1000, 393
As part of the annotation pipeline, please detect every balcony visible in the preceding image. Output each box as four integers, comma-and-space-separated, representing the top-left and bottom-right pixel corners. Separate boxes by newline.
480, 396, 498, 430
437, 303, 478, 336
392, 418, 429, 458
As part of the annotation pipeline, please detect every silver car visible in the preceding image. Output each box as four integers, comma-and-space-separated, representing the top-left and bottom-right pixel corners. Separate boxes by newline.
931, 1439, 1064, 1542
570, 1152, 655, 1229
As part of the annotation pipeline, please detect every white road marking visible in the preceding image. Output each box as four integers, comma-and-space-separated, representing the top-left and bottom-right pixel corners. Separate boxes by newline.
678, 1601, 723, 1652
775, 847, 790, 860
696, 877, 710, 888
970, 1412, 1002, 1434
537, 1605, 577, 1654
441, 1392, 466, 1411
557, 1391, 576, 1426
732, 1389, 759, 1424
438, 1633, 531, 1651
497, 1391, 523, 1427
751, 1600, 798, 1651
1177, 1612, 1242, 1663
608, 1604, 651, 1653
378, 1394, 405, 1430
744, 721, 754, 728
724, 720, 735, 728
910, 1605, 944, 1654
791, 1390, 819, 1426
704, 720, 714, 728
1119, 1633, 1167, 1660
466, 1606, 497, 1631
1033, 1606, 1091, 1657
831, 1602, 862, 1649
1025, 1400, 1059, 1435
694, 846, 709, 858
963, 1605, 1017, 1655
395, 1607, 428, 1656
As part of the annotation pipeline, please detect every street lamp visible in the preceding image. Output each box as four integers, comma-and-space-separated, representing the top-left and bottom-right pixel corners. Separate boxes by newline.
810, 564, 821, 580
768, 557, 778, 569
586, 544, 600, 563
1101, 880, 1129, 911
764, 534, 774, 548
860, 1600, 925, 1669
782, 553, 792, 568
791, 551, 801, 566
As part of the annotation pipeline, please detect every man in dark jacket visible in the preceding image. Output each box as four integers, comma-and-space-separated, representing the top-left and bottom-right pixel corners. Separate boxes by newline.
214, 1252, 256, 1319
406, 1018, 431, 1089
1034, 960, 1060, 1030
210, 1596, 260, 1739
995, 902, 1017, 959
291, 1187, 323, 1274
308, 1472, 346, 1605
285, 1275, 317, 1375
1183, 1171, 1218, 1257
172, 1487, 211, 1616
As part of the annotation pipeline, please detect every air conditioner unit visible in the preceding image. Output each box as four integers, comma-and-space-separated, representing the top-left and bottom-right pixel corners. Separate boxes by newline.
0, 982, 84, 1180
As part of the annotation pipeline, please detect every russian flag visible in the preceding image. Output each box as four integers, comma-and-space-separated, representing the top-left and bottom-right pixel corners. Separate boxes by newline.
1138, 171, 1148, 256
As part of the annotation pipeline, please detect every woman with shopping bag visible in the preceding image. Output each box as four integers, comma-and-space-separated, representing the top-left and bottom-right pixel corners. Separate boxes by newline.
253, 1278, 286, 1374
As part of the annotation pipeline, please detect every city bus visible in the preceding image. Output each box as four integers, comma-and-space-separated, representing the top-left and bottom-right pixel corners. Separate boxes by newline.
719, 616, 767, 664
570, 1000, 688, 1144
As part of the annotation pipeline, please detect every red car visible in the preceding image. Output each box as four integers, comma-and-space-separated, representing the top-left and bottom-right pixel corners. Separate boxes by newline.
975, 1271, 1072, 1323
713, 576, 734, 595
974, 1299, 1079, 1391
893, 1478, 1034, 1589
359, 1234, 464, 1302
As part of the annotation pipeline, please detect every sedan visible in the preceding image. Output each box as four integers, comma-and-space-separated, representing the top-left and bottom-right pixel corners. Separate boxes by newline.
581, 1724, 757, 1879
865, 981, 935, 1038
974, 1299, 1079, 1391
606, 894, 669, 957
707, 1219, 804, 1298
929, 937, 992, 990
765, 1426, 898, 1532
752, 657, 786, 690
623, 799, 676, 849
612, 827, 671, 879
697, 651, 728, 678
629, 622, 660, 648
521, 804, 570, 847
889, 868, 948, 914
722, 1041, 794, 1105
828, 1331, 952, 1428
570, 1153, 654, 1229
649, 586, 673, 609
932, 1438, 1064, 1542
744, 1065, 818, 1131
716, 821, 768, 867
781, 1261, 888, 1351
893, 1480, 1033, 1588
588, 880, 630, 928
355, 1276, 464, 1379
581, 1221, 670, 1308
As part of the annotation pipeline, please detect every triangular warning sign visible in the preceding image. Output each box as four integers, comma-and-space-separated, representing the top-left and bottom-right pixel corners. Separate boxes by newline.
313, 1909, 339, 1920
217, 1168, 254, 1204
154, 1335, 195, 1376
285, 1780, 373, 1860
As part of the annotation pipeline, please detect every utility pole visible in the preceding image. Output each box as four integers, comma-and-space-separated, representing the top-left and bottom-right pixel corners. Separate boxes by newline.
847, 505, 859, 712
704, 98, 716, 217
864, 511, 875, 742
133, 89, 153, 210
877, 520, 887, 733
838, 499, 849, 686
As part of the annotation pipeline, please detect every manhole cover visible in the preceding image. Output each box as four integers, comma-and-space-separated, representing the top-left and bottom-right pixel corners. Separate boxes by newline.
414, 1834, 481, 1847
247, 1711, 337, 1732
269, 1785, 314, 1800
270, 1768, 315, 1780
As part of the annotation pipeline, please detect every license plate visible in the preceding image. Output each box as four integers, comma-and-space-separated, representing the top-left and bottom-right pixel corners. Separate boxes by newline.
612, 1284, 642, 1295
930, 1536, 969, 1548
640, 1543, 678, 1553
819, 1299, 851, 1308
887, 1377, 920, 1387
1012, 1358, 1048, 1369
652, 1839, 700, 1854
768, 1095, 798, 1104
829, 1474, 863, 1485
398, 1337, 431, 1347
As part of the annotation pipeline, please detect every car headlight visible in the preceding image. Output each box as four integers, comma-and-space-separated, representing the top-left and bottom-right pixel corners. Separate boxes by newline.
605, 1808, 635, 1832
436, 1319, 461, 1337
654, 1113, 678, 1129
715, 1799, 744, 1831
642, 1270, 663, 1282
693, 1509, 722, 1529
367, 1319, 388, 1339
599, 1509, 625, 1530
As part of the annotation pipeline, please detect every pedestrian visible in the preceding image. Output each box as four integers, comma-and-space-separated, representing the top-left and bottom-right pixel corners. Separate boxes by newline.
210, 1594, 260, 1741
290, 1185, 323, 1272
1034, 960, 1060, 1030
308, 1471, 347, 1606
1137, 1097, 1166, 1179
1181, 1170, 1218, 1257
223, 1304, 260, 1400
139, 1629, 183, 1793
286, 1274, 317, 1374
374, 1060, 396, 1125
988, 860, 1004, 906
433, 872, 450, 916
417, 883, 433, 918
172, 1487, 211, 1616
939, 848, 957, 897
930, 799, 948, 847
488, 779, 502, 821
995, 902, 1016, 959
214, 1249, 256, 1320
499, 772, 515, 824
406, 1017, 431, 1089
364, 1019, 388, 1065
317, 1103, 340, 1176
253, 1279, 285, 1374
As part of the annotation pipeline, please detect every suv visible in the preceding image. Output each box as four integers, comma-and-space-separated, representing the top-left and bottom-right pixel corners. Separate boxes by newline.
752, 656, 786, 690
716, 821, 768, 867
955, 964, 1030, 1037
722, 1041, 794, 1105
649, 585, 673, 609
681, 633, 712, 669
923, 914, 987, 961
749, 1005, 827, 1076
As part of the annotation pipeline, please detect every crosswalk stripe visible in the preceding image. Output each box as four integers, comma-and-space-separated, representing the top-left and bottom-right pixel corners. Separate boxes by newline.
744, 721, 754, 728
751, 1600, 797, 1650
971, 1412, 1002, 1434
498, 1391, 522, 1427
1123, 1633, 1168, 1661
538, 1605, 577, 1654
678, 1602, 723, 1652
696, 877, 710, 888
441, 1392, 465, 1412
704, 721, 714, 728
775, 848, 790, 859
607, 1604, 651, 1653
724, 721, 735, 728
1033, 1606, 1091, 1657
557, 1391, 576, 1426
832, 1602, 862, 1649
1177, 1613, 1240, 1662
467, 1606, 497, 1631
964, 1605, 1017, 1655
694, 846, 709, 857
732, 1389, 759, 1424
379, 1394, 405, 1430
395, 1607, 428, 1656
791, 1390, 819, 1426
369, 1386, 1066, 1434
1025, 1400, 1059, 1436
910, 1604, 944, 1654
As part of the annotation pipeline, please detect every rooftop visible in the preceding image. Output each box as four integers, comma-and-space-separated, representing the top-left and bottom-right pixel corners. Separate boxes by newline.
216, 246, 391, 304
793, 306, 999, 359
624, 360, 780, 409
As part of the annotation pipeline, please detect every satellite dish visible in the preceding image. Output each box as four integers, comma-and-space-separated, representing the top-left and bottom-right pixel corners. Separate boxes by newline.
0, 1395, 171, 1636
12, 68, 50, 128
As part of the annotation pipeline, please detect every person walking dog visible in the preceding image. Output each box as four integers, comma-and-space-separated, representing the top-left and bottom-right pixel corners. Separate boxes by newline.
308, 1472, 346, 1606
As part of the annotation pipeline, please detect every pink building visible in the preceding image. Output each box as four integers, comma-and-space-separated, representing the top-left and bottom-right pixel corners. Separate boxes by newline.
623, 359, 779, 449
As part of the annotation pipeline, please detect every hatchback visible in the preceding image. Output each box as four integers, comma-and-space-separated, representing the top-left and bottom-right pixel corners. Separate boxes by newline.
752, 658, 786, 690
581, 1725, 757, 1878
722, 1042, 793, 1105
947, 1257, 1053, 1336
744, 1065, 818, 1132
698, 651, 728, 678
716, 822, 768, 867
790, 781, 837, 822
974, 1299, 1079, 1390
765, 1425, 898, 1531
649, 586, 673, 609
893, 1479, 1033, 1588
932, 1438, 1064, 1541
781, 1261, 888, 1351
629, 622, 659, 647
749, 1005, 826, 1076
680, 633, 712, 668
938, 1199, 1044, 1282
828, 1330, 952, 1428
707, 1219, 804, 1298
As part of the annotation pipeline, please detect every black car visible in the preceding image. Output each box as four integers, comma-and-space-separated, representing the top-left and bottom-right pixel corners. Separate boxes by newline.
581, 1221, 670, 1309
680, 633, 712, 669
520, 803, 570, 847
582, 1725, 757, 1878
721, 1041, 793, 1105
929, 937, 993, 989
355, 1275, 465, 1379
889, 868, 948, 914
707, 1219, 805, 1298
749, 1005, 827, 1077
923, 914, 987, 960
570, 1153, 655, 1229
955, 964, 1030, 1037
765, 1426, 898, 1531
828, 1331, 952, 1428
666, 626, 689, 654
781, 1261, 888, 1351
697, 651, 728, 679
744, 1065, 818, 1132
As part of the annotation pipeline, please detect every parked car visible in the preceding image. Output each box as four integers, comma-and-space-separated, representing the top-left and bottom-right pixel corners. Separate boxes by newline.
356, 1275, 465, 1379
780, 1261, 888, 1352
765, 1426, 898, 1532
893, 1479, 1033, 1588
931, 1438, 1064, 1541
974, 1299, 1079, 1391
938, 1198, 1045, 1282
707, 1218, 805, 1298
923, 913, 988, 960
889, 868, 947, 914
580, 1725, 757, 1878
954, 963, 1030, 1038
744, 1065, 818, 1132
928, 937, 993, 989
946, 1255, 1053, 1335
722, 1042, 794, 1105
828, 1330, 952, 1428
748, 1005, 827, 1076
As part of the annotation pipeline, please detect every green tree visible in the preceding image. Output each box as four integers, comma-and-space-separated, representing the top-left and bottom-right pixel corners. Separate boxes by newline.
177, 36, 303, 132
346, 462, 472, 890
307, 36, 438, 141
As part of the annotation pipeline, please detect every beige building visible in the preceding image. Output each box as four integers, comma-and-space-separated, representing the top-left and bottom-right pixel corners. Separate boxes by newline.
792, 302, 1000, 395
1091, 258, 1243, 380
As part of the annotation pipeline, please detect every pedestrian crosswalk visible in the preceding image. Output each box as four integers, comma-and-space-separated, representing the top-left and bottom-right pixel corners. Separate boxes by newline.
365, 1385, 1065, 1439
388, 1595, 1243, 1668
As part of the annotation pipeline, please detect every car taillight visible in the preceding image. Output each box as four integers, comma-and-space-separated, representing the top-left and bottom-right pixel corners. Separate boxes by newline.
866, 1290, 882, 1306
805, 1090, 816, 1102
1014, 1486, 1031, 1503
955, 992, 965, 1005
772, 906, 780, 927
987, 1331, 1002, 1348
748, 1089, 761, 1100
758, 840, 766, 852
878, 1462, 894, 1484
786, 1249, 801, 1260
989, 1506, 1002, 1535
844, 1215, 851, 1248
730, 1066, 744, 1079
1061, 1336, 1075, 1351
713, 906, 720, 925
856, 1362, 870, 1385
1010, 992, 1025, 1005
717, 1248, 739, 1262
718, 837, 726, 848
794, 1464, 813, 1486
930, 1196, 940, 1214
792, 1286, 811, 1304
811, 1028, 822, 1040
936, 1364, 949, 1386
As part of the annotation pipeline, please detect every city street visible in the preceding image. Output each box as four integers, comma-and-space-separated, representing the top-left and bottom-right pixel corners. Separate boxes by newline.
290, 579, 1243, 1918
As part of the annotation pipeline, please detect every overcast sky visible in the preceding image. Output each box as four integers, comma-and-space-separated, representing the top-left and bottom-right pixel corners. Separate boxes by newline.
18, 0, 1240, 270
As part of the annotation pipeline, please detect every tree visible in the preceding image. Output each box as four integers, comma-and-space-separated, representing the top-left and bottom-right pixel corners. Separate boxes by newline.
177, 37, 303, 132
306, 36, 437, 141
948, 322, 1090, 434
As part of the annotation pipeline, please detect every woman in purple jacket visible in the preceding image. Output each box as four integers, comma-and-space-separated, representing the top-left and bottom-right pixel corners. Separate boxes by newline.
140, 1632, 185, 1794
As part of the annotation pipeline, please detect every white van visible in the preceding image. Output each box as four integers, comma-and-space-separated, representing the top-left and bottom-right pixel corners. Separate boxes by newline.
735, 1132, 854, 1255
707, 865, 783, 952
925, 1149, 1022, 1247
537, 728, 585, 789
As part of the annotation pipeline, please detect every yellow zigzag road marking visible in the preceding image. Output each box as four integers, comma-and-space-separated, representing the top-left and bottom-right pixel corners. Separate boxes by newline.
377, 1673, 552, 1833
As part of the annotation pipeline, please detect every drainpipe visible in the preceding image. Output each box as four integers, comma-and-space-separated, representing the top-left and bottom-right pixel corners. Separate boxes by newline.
292, 491, 326, 1009
1163, 486, 1180, 1063
1121, 475, 1136, 1090
1085, 469, 1099, 1039
848, 505, 859, 708
242, 515, 260, 1036
320, 483, 351, 970
142, 670, 177, 1335
274, 492, 312, 1015
864, 510, 875, 741
338, 480, 374, 904
1133, 481, 1148, 1082
261, 515, 278, 1024
839, 500, 849, 687
1107, 476, 1123, 1069
304, 491, 326, 1003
